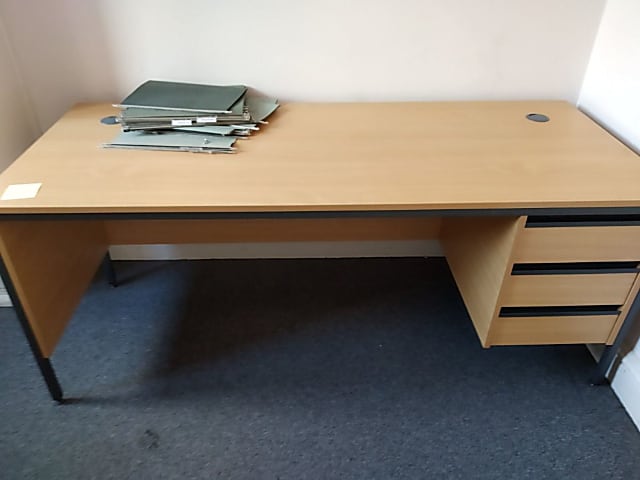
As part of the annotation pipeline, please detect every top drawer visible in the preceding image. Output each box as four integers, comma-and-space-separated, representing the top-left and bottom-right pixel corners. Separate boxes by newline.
513, 225, 640, 263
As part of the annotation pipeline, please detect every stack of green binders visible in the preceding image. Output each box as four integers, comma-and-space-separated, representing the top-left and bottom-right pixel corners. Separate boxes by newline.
103, 80, 279, 154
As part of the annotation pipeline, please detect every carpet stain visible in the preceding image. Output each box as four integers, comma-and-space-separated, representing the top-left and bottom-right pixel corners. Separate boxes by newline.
139, 429, 160, 450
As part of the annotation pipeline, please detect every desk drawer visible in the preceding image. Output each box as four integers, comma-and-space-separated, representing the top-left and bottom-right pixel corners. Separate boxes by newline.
513, 226, 640, 263
501, 273, 636, 307
490, 310, 618, 345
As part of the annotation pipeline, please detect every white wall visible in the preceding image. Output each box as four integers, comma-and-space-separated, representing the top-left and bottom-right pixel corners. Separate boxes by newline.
0, 0, 605, 131
578, 0, 640, 430
579, 0, 640, 151
0, 13, 40, 305
0, 14, 39, 170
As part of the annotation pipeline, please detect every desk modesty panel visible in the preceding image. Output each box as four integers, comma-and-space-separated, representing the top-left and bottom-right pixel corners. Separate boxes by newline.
0, 101, 639, 402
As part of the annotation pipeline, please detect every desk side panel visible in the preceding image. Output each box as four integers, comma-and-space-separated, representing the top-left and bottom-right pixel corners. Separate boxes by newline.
440, 216, 524, 346
0, 220, 107, 357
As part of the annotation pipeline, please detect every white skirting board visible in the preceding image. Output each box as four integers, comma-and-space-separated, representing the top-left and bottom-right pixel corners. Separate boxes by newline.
0, 281, 10, 307
612, 350, 640, 431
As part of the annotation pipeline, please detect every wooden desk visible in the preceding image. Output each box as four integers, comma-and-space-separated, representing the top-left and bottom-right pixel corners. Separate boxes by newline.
1, 101, 639, 402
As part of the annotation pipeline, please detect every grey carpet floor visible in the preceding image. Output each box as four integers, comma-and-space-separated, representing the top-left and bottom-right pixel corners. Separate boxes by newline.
0, 258, 638, 479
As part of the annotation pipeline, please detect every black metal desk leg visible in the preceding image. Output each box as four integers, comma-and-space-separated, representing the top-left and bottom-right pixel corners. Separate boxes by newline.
103, 251, 118, 287
33, 355, 64, 402
591, 292, 640, 385
0, 256, 64, 403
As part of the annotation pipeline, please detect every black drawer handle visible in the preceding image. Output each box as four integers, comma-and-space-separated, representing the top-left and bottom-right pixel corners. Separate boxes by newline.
499, 305, 621, 318
526, 214, 640, 227
512, 262, 640, 275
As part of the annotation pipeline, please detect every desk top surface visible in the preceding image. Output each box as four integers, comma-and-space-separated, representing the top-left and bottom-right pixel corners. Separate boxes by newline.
0, 101, 638, 214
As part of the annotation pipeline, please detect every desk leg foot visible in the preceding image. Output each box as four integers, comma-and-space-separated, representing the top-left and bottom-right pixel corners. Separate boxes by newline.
589, 375, 609, 386
589, 364, 610, 386
103, 252, 118, 287
589, 346, 615, 386
38, 357, 64, 403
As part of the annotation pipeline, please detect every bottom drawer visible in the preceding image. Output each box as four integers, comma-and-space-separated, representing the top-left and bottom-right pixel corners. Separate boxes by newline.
489, 314, 617, 346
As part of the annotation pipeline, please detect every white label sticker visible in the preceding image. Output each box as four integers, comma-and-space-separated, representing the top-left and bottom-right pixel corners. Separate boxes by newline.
196, 116, 218, 124
171, 119, 193, 126
1, 182, 42, 200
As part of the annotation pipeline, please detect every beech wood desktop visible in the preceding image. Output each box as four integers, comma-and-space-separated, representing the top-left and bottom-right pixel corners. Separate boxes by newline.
1, 101, 639, 402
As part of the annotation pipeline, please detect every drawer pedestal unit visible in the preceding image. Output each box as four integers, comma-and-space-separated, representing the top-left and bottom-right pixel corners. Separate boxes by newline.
442, 216, 640, 347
